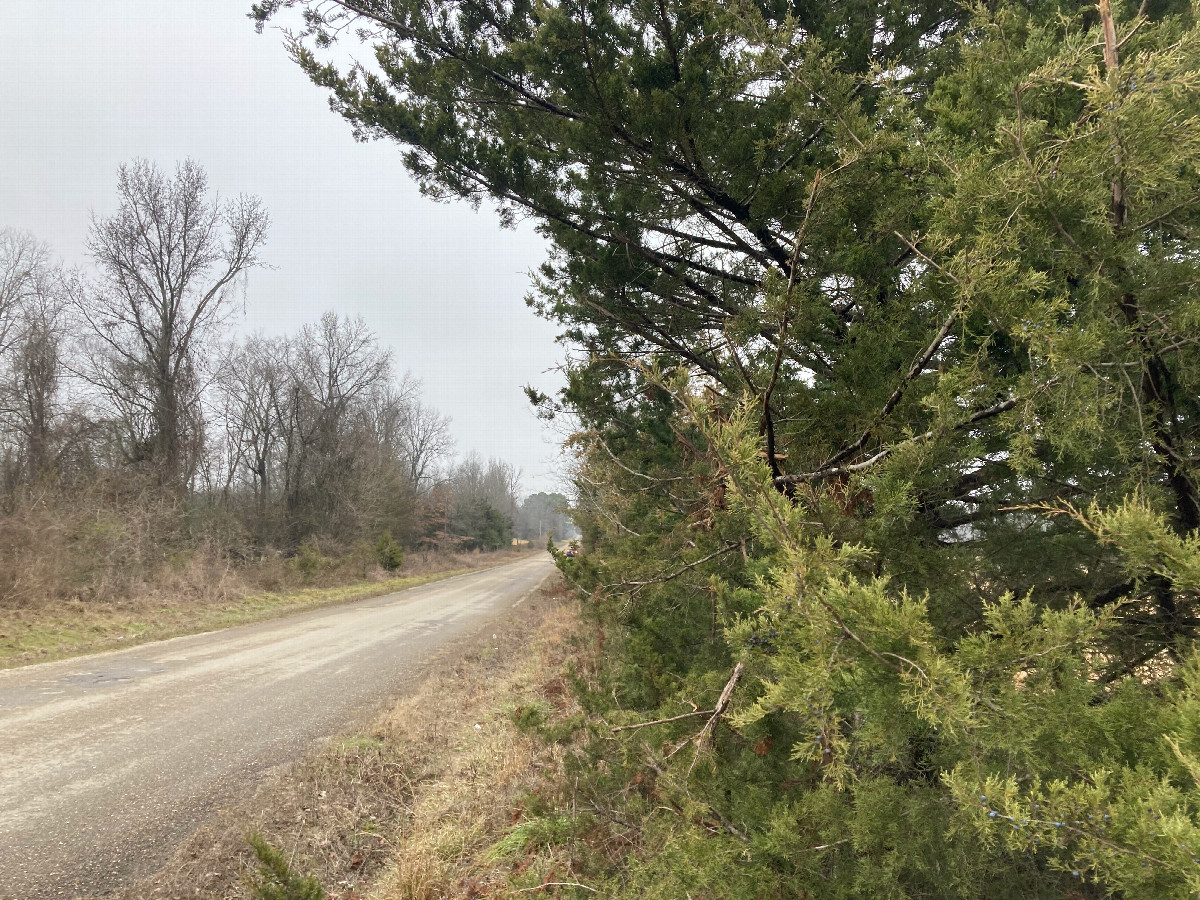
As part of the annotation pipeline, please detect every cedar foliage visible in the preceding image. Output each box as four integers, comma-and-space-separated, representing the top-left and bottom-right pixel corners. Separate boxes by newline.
245, 832, 325, 900
258, 0, 1200, 895
374, 530, 405, 571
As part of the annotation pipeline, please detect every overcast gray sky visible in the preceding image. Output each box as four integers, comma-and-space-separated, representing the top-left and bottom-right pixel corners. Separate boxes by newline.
0, 0, 567, 495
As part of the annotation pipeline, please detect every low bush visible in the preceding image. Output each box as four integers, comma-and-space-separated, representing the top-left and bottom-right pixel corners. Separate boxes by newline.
244, 832, 325, 900
289, 539, 333, 583
373, 530, 404, 571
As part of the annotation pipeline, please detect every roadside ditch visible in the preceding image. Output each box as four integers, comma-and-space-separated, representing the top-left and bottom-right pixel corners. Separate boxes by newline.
110, 574, 593, 900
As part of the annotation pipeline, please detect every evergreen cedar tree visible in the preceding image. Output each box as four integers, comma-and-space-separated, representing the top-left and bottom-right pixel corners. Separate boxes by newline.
256, 0, 1200, 895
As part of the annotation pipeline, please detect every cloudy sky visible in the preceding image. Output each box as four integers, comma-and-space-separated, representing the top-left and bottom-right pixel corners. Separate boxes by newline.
0, 0, 567, 494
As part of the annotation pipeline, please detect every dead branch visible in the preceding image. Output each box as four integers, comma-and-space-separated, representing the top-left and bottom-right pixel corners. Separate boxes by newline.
695, 661, 746, 751
605, 541, 742, 596
615, 661, 747, 773
514, 883, 598, 894
611, 708, 712, 733
1099, 0, 1120, 73
814, 301, 961, 474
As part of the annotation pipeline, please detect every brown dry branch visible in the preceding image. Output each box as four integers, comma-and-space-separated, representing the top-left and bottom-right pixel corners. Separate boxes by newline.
694, 660, 745, 753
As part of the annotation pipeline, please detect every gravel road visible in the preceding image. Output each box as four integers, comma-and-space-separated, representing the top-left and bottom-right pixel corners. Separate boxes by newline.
0, 552, 555, 898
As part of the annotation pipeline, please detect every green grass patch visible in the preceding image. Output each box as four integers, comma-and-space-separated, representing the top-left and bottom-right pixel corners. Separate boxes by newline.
507, 699, 554, 732
487, 813, 579, 860
335, 734, 389, 753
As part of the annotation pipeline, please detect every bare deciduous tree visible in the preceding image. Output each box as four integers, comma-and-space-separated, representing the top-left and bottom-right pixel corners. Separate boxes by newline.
216, 334, 289, 515
214, 317, 460, 546
0, 229, 52, 356
0, 223, 512, 593
448, 453, 521, 548
282, 312, 393, 536
8, 283, 67, 479
0, 230, 75, 482
77, 159, 269, 486
398, 397, 453, 492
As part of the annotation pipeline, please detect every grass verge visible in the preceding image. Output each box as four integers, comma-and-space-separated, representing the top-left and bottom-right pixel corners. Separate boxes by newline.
0, 550, 535, 669
113, 575, 592, 900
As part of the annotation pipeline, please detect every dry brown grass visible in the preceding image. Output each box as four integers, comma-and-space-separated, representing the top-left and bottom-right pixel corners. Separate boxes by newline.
370, 598, 582, 900
112, 577, 587, 900
113, 730, 417, 900
0, 478, 537, 611
0, 485, 536, 668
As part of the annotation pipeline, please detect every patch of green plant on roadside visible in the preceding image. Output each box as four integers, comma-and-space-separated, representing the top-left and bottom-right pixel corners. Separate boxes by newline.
487, 812, 580, 860
244, 832, 325, 900
506, 700, 585, 745
538, 713, 585, 744
507, 699, 552, 732
374, 530, 404, 571
336, 734, 387, 753
289, 539, 333, 582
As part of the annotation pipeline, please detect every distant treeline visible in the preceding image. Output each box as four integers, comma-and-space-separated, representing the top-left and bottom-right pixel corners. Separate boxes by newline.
0, 159, 571, 608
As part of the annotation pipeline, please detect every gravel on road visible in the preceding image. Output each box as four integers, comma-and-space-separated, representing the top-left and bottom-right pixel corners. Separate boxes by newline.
0, 552, 556, 899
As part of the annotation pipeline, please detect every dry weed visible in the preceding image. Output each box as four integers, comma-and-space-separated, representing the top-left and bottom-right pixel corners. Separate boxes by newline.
0, 509, 536, 666
0, 477, 535, 618
367, 584, 588, 900
113, 577, 585, 900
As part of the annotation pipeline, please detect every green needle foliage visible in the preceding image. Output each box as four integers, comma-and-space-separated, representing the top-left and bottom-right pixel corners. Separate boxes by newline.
245, 832, 325, 900
373, 529, 404, 571
256, 0, 1200, 895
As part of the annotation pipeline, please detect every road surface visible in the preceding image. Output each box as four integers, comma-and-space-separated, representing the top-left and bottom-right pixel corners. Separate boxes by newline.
0, 552, 555, 898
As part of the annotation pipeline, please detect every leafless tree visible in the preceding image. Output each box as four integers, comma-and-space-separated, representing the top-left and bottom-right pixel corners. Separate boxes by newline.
289, 312, 392, 419
365, 376, 419, 448
450, 453, 521, 517
0, 216, 519, 572
6, 285, 66, 479
445, 453, 522, 549
211, 315, 460, 546
76, 159, 269, 487
0, 230, 52, 356
0, 231, 82, 483
397, 396, 453, 492
216, 334, 289, 513
281, 312, 393, 536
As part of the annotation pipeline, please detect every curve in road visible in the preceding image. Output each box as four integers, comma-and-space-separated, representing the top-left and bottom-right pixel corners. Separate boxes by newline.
0, 552, 556, 898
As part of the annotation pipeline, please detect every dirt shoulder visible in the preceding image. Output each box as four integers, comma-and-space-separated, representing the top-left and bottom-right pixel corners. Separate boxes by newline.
112, 574, 588, 900
0, 548, 537, 670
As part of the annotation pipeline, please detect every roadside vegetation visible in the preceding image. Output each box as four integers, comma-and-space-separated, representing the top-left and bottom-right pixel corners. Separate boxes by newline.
0, 162, 577, 660
249, 0, 1200, 896
0, 545, 533, 668
115, 577, 585, 900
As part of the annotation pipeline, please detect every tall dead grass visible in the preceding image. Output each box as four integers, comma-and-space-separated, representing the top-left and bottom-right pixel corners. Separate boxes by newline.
0, 480, 537, 667
0, 479, 536, 613
0, 480, 190, 608
0, 486, 530, 610
114, 577, 584, 900
368, 581, 588, 900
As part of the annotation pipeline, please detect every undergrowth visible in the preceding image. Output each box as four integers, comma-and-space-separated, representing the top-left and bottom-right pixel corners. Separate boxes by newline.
0, 531, 534, 668
245, 834, 325, 900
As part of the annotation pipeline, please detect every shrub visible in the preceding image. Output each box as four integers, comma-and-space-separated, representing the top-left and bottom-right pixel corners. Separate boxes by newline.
289, 538, 332, 582
508, 699, 552, 732
486, 813, 577, 860
244, 832, 325, 900
374, 530, 404, 571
